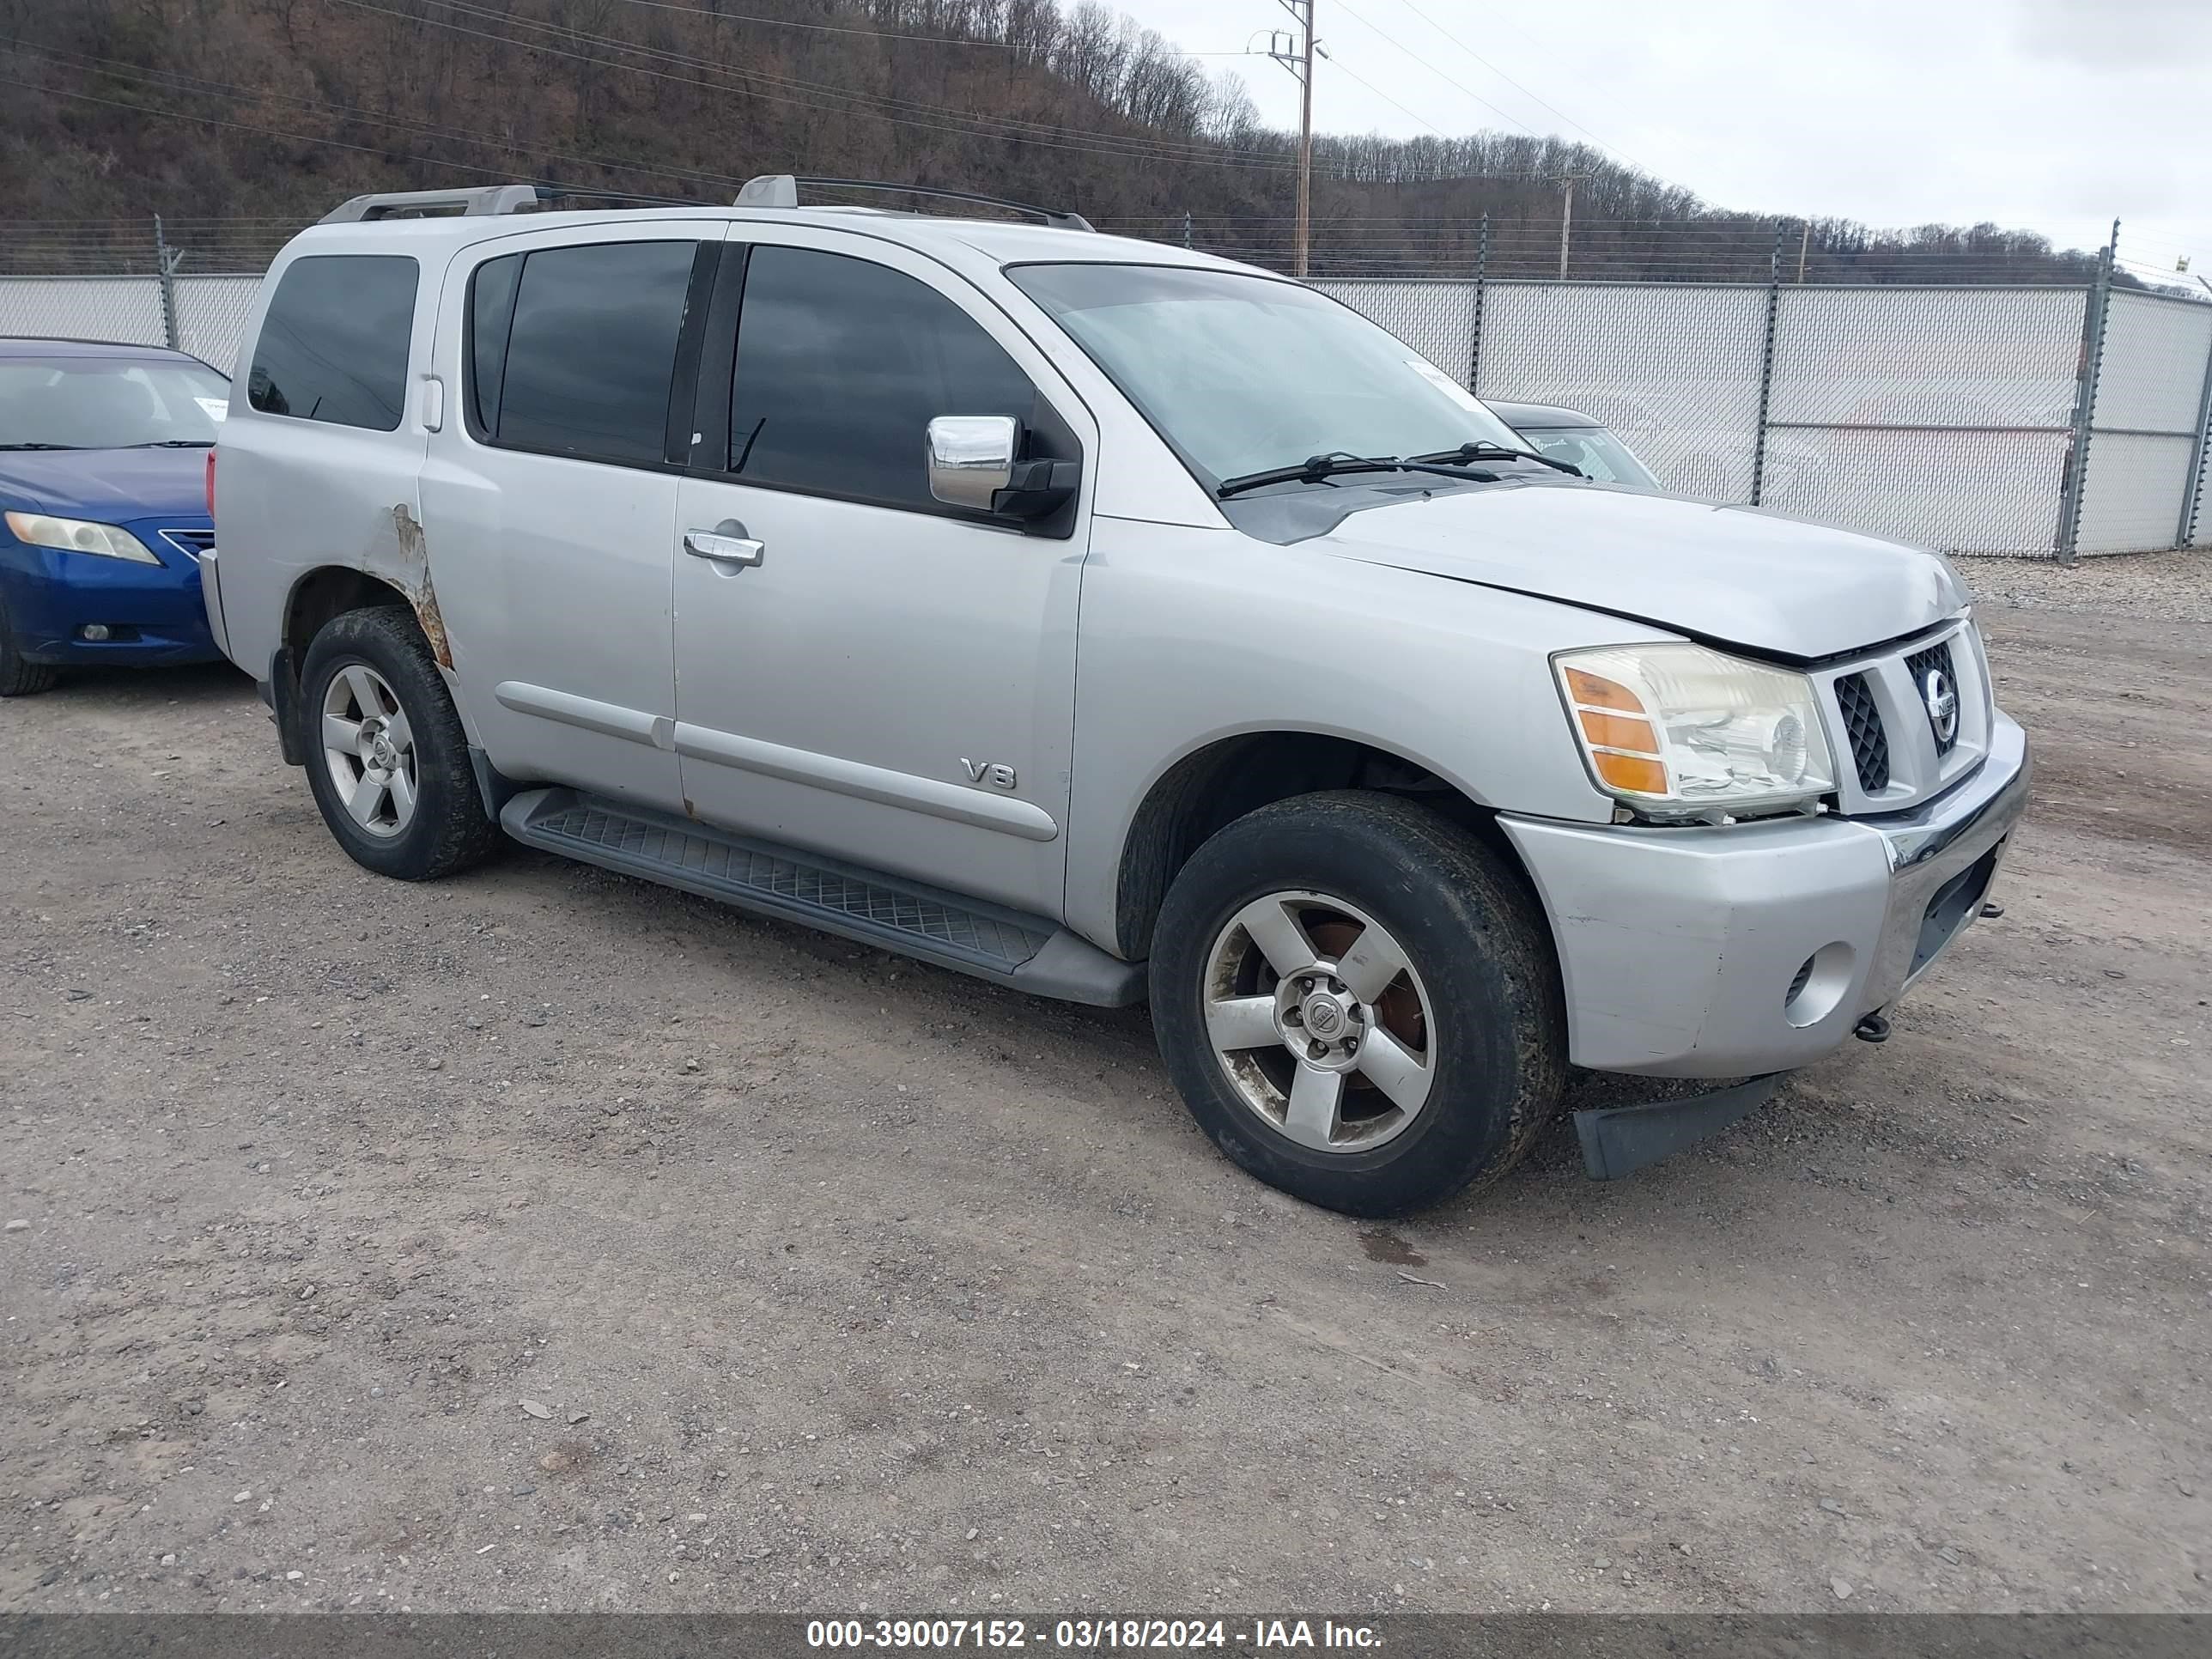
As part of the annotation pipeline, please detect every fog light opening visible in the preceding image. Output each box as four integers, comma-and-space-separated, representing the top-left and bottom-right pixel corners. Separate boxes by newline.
1784, 941, 1856, 1028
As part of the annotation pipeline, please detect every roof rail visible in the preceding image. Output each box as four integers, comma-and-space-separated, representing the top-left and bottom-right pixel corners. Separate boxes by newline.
319, 185, 712, 226
319, 185, 543, 224
735, 175, 1093, 233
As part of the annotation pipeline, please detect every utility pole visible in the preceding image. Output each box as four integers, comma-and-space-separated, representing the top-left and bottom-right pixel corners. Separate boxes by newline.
1267, 2, 1316, 278
152, 215, 183, 353
1557, 173, 1581, 280
1796, 221, 1811, 283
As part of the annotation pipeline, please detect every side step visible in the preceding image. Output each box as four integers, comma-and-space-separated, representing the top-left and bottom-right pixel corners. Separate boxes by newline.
499, 788, 1145, 1008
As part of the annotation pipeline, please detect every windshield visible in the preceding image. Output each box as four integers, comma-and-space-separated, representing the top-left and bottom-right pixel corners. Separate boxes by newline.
1513, 425, 1659, 489
0, 357, 229, 451
1007, 264, 1523, 488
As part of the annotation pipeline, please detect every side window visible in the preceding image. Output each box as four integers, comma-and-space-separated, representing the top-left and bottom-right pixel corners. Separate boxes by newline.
727, 246, 1040, 512
467, 252, 522, 438
246, 254, 417, 430
471, 240, 698, 467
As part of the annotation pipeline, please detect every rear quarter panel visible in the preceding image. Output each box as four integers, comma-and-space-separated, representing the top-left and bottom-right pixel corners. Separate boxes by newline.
212, 242, 441, 702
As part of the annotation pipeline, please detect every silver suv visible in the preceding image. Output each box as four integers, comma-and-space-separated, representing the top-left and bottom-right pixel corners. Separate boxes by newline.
202, 178, 2031, 1216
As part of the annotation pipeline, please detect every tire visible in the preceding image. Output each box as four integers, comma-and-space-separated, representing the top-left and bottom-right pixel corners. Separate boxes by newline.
1150, 791, 1565, 1218
296, 605, 501, 881
0, 596, 59, 696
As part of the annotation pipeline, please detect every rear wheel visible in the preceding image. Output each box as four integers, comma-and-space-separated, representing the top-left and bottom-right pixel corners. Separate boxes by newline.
1150, 791, 1565, 1217
0, 596, 59, 696
297, 605, 500, 880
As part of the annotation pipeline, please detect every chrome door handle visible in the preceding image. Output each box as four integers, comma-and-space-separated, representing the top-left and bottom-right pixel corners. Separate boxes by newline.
684, 530, 764, 566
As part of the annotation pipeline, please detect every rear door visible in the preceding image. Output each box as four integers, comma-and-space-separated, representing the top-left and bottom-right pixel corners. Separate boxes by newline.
666, 228, 1094, 916
421, 223, 717, 812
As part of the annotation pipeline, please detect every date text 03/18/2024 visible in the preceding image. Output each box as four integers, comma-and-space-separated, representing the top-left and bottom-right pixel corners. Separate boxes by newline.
805, 1618, 1381, 1649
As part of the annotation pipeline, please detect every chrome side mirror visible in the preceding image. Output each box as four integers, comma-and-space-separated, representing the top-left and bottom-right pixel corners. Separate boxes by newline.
927, 415, 1018, 511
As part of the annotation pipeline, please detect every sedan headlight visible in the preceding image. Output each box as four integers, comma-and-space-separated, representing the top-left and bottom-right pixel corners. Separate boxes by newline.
1553, 643, 1835, 821
3, 511, 161, 564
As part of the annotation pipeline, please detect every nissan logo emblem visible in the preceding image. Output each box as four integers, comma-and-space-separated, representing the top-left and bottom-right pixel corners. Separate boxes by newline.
1921, 667, 1960, 744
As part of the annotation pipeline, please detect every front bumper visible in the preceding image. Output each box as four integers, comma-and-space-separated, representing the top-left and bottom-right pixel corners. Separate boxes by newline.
1501, 713, 2032, 1079
0, 538, 220, 666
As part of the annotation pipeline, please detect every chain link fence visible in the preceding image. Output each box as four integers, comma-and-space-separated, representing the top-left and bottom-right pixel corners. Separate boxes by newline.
3, 219, 2209, 559
1316, 275, 2212, 558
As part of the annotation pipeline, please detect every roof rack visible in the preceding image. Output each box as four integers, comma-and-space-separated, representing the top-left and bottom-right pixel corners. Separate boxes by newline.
320, 185, 543, 224
319, 185, 703, 225
734, 175, 1093, 233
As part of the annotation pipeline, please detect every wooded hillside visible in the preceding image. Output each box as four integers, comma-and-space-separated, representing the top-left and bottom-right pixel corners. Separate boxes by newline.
0, 0, 2124, 286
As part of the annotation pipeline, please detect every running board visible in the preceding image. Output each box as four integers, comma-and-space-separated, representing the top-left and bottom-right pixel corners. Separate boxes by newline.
499, 788, 1144, 1007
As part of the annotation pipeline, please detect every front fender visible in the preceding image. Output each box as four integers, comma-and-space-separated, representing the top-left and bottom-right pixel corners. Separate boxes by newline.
1062, 514, 1665, 953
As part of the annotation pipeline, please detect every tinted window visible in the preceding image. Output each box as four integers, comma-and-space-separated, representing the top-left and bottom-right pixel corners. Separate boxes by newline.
247, 255, 417, 430
468, 252, 522, 438
490, 240, 696, 465
728, 246, 1037, 510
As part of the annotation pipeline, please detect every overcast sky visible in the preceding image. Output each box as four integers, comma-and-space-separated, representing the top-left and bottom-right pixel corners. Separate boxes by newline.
1121, 0, 2207, 283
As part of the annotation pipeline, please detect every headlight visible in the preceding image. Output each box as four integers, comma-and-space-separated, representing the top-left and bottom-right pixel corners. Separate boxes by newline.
1553, 643, 1835, 821
3, 511, 161, 564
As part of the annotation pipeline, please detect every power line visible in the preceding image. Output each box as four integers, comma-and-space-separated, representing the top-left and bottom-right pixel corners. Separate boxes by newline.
0, 74, 584, 190
1386, 0, 1645, 171
591, 0, 1249, 57
1328, 0, 1542, 139
327, 0, 1302, 173
1318, 49, 1449, 140
9, 40, 753, 194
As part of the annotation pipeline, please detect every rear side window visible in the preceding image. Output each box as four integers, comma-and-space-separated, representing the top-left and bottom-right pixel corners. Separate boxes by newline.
246, 254, 417, 430
726, 246, 1038, 512
469, 240, 698, 467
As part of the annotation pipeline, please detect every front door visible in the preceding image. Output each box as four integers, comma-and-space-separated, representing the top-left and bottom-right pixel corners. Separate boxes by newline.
669, 230, 1094, 917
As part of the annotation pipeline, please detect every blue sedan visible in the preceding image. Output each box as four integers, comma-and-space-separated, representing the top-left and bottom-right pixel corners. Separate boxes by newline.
0, 337, 228, 696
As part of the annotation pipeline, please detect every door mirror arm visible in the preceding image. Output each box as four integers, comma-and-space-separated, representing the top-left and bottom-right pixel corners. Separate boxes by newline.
990, 459, 1080, 520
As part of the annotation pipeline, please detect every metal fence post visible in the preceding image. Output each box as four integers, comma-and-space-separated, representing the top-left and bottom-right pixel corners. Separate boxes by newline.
1468, 212, 1488, 392
2177, 320, 2212, 549
1747, 226, 1783, 506
152, 216, 182, 352
2054, 222, 2117, 565
1182, 210, 1192, 252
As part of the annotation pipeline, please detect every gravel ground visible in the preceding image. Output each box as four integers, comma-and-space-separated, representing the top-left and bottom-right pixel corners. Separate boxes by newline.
1958, 547, 2212, 623
2, 579, 2208, 1616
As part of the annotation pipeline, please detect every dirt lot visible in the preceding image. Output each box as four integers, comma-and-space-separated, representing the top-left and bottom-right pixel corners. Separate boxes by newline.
3, 560, 2207, 1616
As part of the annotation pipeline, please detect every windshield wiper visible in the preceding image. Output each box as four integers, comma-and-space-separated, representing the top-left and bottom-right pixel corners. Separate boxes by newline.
126, 440, 215, 448
1409, 441, 1583, 477
1216, 452, 1499, 499
0, 442, 81, 451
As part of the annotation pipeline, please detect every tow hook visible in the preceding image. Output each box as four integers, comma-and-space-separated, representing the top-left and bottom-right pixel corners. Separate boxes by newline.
1853, 1011, 1891, 1044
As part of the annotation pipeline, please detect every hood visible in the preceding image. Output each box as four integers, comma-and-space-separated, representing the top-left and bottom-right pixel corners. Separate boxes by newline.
0, 447, 210, 523
1299, 480, 1966, 660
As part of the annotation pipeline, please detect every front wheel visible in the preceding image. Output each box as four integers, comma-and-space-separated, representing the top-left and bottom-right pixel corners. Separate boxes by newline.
0, 595, 59, 696
1150, 792, 1565, 1217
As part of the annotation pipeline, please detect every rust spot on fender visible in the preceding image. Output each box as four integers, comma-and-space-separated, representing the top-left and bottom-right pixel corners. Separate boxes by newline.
390, 503, 453, 670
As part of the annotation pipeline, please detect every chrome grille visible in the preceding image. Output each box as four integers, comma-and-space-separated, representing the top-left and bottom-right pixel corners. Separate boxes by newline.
1815, 618, 1990, 816
1903, 639, 1960, 756
1833, 672, 1890, 793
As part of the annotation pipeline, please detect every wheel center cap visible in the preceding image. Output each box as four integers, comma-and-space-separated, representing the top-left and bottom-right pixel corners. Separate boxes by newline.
1300, 993, 1349, 1040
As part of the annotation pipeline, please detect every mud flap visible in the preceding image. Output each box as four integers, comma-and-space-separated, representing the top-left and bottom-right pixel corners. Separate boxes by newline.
1573, 1073, 1788, 1181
